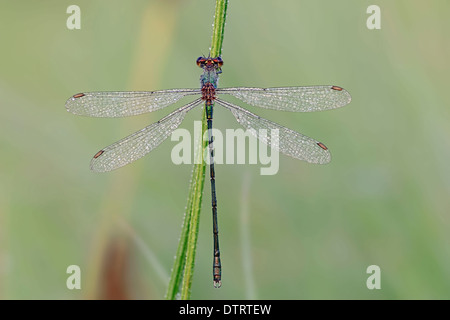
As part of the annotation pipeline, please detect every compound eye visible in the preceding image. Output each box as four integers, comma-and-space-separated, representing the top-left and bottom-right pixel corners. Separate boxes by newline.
213, 57, 223, 67
196, 57, 206, 67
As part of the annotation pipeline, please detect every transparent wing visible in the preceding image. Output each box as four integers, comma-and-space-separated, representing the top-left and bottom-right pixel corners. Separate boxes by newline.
216, 86, 351, 112
66, 89, 201, 117
216, 99, 331, 164
90, 98, 202, 172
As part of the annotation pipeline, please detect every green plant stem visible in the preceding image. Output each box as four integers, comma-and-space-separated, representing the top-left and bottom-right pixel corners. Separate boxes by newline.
211, 0, 228, 58
165, 0, 228, 300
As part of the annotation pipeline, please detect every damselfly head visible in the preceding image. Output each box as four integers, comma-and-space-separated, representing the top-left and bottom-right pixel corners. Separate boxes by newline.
196, 56, 223, 69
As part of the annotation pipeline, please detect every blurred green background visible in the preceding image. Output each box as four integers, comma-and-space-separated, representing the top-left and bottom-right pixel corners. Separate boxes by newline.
1, 0, 449, 299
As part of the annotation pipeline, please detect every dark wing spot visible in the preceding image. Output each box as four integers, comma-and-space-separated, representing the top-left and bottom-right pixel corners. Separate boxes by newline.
93, 150, 104, 158
317, 142, 328, 150
331, 86, 343, 91
73, 93, 85, 98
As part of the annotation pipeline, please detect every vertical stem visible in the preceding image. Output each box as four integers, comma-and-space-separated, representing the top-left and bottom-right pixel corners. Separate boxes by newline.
210, 0, 228, 58
165, 0, 228, 300
178, 117, 207, 300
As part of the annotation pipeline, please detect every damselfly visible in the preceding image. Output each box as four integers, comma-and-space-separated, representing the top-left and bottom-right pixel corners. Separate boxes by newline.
66, 56, 351, 288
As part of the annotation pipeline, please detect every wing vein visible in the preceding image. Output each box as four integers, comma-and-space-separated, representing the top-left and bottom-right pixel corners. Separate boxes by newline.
66, 89, 201, 117
216, 86, 351, 112
90, 98, 202, 172
216, 98, 331, 164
